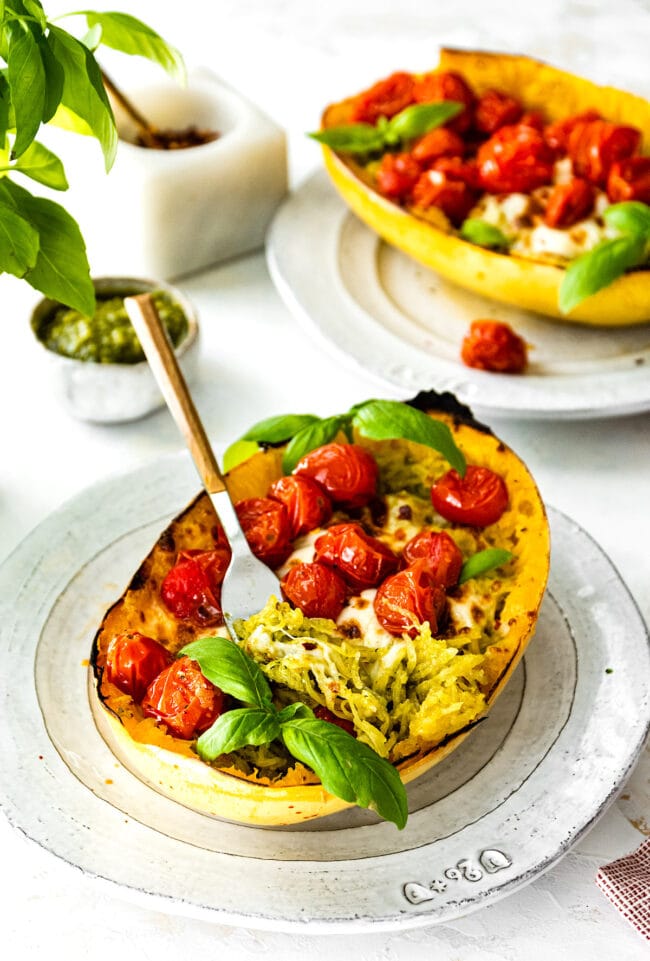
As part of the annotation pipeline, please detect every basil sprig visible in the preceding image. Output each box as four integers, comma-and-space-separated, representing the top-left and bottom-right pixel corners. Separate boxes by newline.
309, 100, 463, 155
459, 548, 513, 585
559, 201, 650, 314
179, 636, 408, 829
460, 218, 510, 251
223, 398, 466, 476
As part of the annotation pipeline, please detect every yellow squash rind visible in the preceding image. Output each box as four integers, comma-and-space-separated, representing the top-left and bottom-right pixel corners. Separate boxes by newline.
321, 48, 650, 326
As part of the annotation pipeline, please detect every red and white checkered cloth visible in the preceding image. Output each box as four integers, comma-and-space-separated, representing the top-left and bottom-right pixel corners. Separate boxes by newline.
596, 839, 650, 940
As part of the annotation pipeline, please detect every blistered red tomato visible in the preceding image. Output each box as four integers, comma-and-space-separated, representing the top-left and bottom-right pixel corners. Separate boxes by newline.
376, 152, 422, 199
431, 466, 509, 527
141, 656, 225, 739
607, 156, 650, 203
280, 561, 348, 620
411, 127, 465, 165
351, 71, 415, 124
402, 530, 463, 588
412, 70, 475, 133
374, 560, 447, 638
519, 110, 545, 131
461, 320, 528, 374
267, 475, 332, 539
567, 119, 640, 186
474, 89, 523, 135
313, 704, 356, 736
544, 110, 601, 152
293, 443, 379, 509
432, 155, 481, 189
104, 632, 172, 702
543, 177, 595, 227
477, 123, 555, 194
410, 168, 477, 225
235, 497, 292, 568
161, 547, 230, 625
314, 522, 399, 592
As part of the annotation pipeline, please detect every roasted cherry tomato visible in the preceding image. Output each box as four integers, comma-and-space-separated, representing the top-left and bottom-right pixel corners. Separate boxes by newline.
412, 70, 475, 133
161, 548, 230, 625
402, 530, 463, 588
314, 522, 399, 592
431, 465, 509, 527
477, 123, 555, 194
267, 475, 332, 539
293, 443, 379, 509
313, 704, 356, 736
351, 71, 415, 124
432, 155, 481, 189
543, 177, 595, 227
280, 561, 348, 620
607, 156, 650, 203
411, 127, 465, 165
544, 109, 601, 152
141, 656, 225, 740
373, 560, 447, 638
474, 89, 523, 135
519, 110, 545, 131
410, 168, 477, 225
376, 152, 422, 200
235, 497, 292, 568
104, 632, 172, 702
567, 119, 640, 186
460, 319, 528, 374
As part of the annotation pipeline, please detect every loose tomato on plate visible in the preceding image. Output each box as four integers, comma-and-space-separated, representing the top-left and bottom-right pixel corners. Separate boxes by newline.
141, 656, 225, 740
431, 465, 509, 527
267, 474, 332, 539
280, 561, 348, 620
374, 560, 447, 638
161, 547, 230, 625
314, 522, 399, 591
402, 530, 463, 588
293, 443, 379, 509
461, 320, 528, 374
104, 632, 172, 702
235, 497, 292, 567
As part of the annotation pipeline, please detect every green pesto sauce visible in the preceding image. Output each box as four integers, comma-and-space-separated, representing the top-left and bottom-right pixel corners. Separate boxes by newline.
39, 290, 188, 364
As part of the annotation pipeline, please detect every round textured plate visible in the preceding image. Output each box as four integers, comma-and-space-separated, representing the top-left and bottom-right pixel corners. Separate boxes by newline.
0, 453, 648, 932
267, 172, 650, 420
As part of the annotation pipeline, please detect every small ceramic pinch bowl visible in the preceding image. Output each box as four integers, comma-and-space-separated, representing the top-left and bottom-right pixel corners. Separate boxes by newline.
30, 276, 199, 424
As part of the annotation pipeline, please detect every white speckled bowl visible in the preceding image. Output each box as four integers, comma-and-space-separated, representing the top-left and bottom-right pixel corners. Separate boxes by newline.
30, 277, 199, 424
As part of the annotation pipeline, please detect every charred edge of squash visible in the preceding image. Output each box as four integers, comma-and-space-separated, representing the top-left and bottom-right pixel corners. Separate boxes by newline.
405, 389, 492, 435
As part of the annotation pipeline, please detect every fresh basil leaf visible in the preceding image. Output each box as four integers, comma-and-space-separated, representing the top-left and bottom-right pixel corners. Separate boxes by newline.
22, 0, 46, 28
309, 124, 386, 154
282, 416, 345, 473
459, 548, 514, 585
179, 636, 274, 710
281, 718, 408, 829
0, 195, 39, 277
196, 707, 280, 760
7, 22, 45, 158
38, 35, 64, 122
277, 701, 313, 724
223, 439, 260, 473
559, 235, 646, 314
242, 413, 320, 445
81, 11, 185, 82
460, 218, 509, 250
80, 23, 102, 51
10, 139, 68, 189
0, 74, 11, 146
352, 400, 466, 476
48, 24, 117, 171
603, 201, 650, 239
385, 100, 463, 143
0, 178, 93, 313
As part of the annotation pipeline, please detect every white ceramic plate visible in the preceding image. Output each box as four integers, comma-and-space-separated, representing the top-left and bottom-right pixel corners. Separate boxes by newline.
1, 453, 648, 932
267, 172, 650, 420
